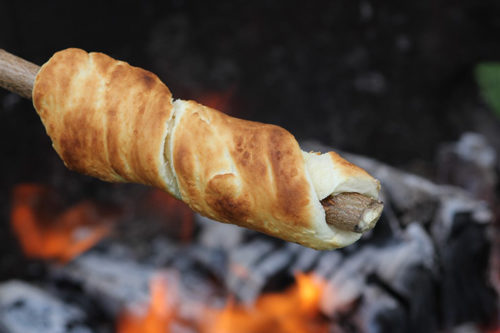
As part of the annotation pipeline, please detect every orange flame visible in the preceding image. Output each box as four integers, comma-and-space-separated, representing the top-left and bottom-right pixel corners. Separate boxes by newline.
10, 184, 114, 262
117, 275, 173, 333
116, 273, 327, 333
201, 273, 328, 333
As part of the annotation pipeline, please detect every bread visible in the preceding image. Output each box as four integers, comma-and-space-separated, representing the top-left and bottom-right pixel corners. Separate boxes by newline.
32, 48, 381, 250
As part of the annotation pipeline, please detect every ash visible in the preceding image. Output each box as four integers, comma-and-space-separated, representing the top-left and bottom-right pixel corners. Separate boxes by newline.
0, 135, 496, 333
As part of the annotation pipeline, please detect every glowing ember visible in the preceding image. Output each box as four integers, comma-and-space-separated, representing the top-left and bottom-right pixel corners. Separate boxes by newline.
117, 275, 173, 333
116, 273, 327, 333
201, 273, 328, 333
10, 184, 115, 262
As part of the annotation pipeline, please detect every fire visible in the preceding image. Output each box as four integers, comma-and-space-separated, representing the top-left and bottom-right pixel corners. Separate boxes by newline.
10, 184, 115, 262
117, 275, 173, 333
116, 273, 327, 333
201, 273, 328, 333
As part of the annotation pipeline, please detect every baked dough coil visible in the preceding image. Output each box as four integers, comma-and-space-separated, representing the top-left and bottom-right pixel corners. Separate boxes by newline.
33, 48, 381, 250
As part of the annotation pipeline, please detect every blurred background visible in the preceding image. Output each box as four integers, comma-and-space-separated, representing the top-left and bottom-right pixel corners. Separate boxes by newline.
2, 0, 500, 170
1, 1, 500, 332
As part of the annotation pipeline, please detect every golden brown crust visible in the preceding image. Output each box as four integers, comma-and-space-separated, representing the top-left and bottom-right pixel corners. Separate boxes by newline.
328, 151, 377, 183
33, 48, 175, 193
32, 48, 382, 249
172, 101, 318, 238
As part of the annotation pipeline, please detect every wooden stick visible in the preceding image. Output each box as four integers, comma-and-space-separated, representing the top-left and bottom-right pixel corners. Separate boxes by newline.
0, 49, 40, 99
322, 193, 383, 233
0, 49, 383, 233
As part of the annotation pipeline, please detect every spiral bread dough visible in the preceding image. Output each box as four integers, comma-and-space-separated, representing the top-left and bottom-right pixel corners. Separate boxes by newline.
33, 48, 380, 250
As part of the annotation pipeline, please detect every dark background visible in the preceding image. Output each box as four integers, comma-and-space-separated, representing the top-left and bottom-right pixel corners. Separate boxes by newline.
2, 0, 500, 198
3, 0, 500, 171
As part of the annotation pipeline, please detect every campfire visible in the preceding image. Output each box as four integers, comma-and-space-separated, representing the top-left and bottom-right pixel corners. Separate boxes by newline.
0, 14, 499, 332
118, 274, 173, 333
7, 183, 333, 332
0, 135, 498, 333
200, 273, 327, 333
2, 1, 500, 331
0, 49, 497, 330
117, 272, 326, 333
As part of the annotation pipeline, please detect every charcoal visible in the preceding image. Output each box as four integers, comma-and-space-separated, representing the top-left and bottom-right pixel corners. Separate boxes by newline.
180, 245, 228, 282
0, 280, 92, 333
353, 285, 408, 333
51, 245, 222, 328
50, 252, 155, 315
0, 137, 493, 332
225, 240, 296, 302
431, 190, 491, 244
302, 140, 497, 330
312, 251, 344, 279
288, 244, 323, 273
191, 148, 496, 329
321, 224, 437, 332
437, 212, 498, 328
146, 236, 184, 266
254, 243, 301, 277
437, 132, 497, 204
427, 186, 497, 327
49, 142, 493, 331
372, 224, 435, 288
196, 214, 250, 250
1, 1, 499, 330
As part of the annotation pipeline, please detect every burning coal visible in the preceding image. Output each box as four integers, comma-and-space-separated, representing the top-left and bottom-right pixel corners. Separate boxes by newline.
118, 274, 173, 333
117, 272, 327, 333
10, 184, 116, 262
201, 273, 328, 333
